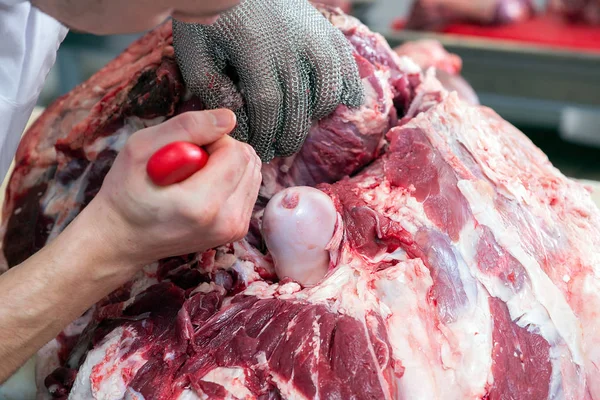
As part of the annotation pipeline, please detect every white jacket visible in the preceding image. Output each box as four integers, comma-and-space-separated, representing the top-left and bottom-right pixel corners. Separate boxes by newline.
0, 0, 67, 181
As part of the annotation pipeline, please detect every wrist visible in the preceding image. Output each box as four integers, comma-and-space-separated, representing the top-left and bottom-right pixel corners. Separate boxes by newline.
53, 199, 142, 288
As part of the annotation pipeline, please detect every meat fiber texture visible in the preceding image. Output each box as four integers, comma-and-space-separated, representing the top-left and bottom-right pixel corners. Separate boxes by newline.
2, 6, 600, 400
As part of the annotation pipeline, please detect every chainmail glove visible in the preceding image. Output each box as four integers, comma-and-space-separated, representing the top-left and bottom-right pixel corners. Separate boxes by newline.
172, 0, 364, 161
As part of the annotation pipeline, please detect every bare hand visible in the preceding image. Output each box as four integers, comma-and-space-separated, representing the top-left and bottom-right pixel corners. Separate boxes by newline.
84, 109, 262, 268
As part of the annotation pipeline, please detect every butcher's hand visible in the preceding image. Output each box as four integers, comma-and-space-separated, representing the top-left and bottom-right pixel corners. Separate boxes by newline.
172, 0, 365, 162
91, 109, 261, 266
0, 110, 261, 382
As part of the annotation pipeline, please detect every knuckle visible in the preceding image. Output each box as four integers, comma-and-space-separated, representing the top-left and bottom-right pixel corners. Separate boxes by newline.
230, 141, 253, 163
240, 143, 255, 162
178, 197, 220, 225
214, 223, 237, 243
231, 222, 250, 242
235, 224, 250, 241
172, 112, 200, 139
216, 213, 249, 243
254, 89, 283, 112
121, 139, 145, 164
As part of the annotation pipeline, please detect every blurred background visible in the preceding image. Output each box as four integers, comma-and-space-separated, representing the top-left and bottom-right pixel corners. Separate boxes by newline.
37, 0, 600, 181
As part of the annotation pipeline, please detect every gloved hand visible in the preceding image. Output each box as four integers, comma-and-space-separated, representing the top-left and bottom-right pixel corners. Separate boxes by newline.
172, 0, 365, 162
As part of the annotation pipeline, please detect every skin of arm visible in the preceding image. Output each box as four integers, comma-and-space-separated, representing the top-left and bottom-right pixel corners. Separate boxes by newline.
0, 109, 262, 382
0, 200, 139, 381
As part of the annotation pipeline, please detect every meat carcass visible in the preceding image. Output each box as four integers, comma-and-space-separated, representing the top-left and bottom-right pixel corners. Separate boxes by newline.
1, 6, 600, 400
393, 39, 479, 106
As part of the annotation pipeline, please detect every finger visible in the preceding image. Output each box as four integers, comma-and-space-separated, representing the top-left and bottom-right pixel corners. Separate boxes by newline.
332, 31, 365, 109
212, 5, 284, 162
172, 20, 250, 142
240, 56, 283, 162
305, 14, 343, 120
274, 54, 312, 158
180, 136, 258, 197
127, 109, 236, 159
222, 156, 262, 232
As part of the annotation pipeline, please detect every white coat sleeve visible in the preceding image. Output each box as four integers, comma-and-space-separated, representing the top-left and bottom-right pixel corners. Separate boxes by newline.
0, 0, 68, 181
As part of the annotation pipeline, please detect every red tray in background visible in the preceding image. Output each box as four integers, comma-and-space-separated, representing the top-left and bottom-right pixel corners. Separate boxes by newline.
392, 15, 600, 54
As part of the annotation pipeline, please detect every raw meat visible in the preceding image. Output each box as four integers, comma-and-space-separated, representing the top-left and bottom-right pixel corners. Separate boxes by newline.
2, 6, 600, 400
548, 0, 600, 25
393, 39, 479, 105
405, 0, 535, 30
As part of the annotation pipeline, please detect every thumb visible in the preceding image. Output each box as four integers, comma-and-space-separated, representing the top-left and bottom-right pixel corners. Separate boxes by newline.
127, 109, 237, 159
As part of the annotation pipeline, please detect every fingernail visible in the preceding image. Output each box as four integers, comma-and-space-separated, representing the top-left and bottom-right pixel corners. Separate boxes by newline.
209, 109, 234, 129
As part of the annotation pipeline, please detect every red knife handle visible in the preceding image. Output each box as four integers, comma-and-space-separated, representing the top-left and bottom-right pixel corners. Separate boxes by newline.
147, 142, 209, 186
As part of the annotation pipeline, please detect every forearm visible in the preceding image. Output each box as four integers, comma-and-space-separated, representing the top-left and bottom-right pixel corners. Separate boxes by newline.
0, 206, 138, 382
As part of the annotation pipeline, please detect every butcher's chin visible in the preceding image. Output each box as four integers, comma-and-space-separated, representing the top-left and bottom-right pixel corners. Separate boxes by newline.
171, 12, 221, 25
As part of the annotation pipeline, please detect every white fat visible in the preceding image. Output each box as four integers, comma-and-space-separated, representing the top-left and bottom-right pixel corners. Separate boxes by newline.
128, 263, 159, 298
357, 179, 495, 400
86, 116, 166, 156
395, 55, 422, 74
458, 180, 584, 366
242, 281, 278, 299
233, 240, 275, 276
177, 389, 202, 400
22, 167, 49, 190
304, 265, 354, 311
302, 260, 391, 320
190, 282, 223, 296
368, 247, 408, 264
240, 280, 302, 302
340, 69, 393, 136
277, 282, 302, 297
69, 328, 123, 400
84, 123, 130, 158
124, 388, 145, 400
456, 192, 584, 396
375, 260, 491, 400
268, 373, 310, 400
68, 327, 147, 400
359, 180, 432, 235
41, 165, 90, 243
232, 260, 261, 286
200, 367, 253, 399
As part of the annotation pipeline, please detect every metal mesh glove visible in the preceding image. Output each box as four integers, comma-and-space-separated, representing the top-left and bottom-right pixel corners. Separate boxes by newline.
172, 0, 364, 161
